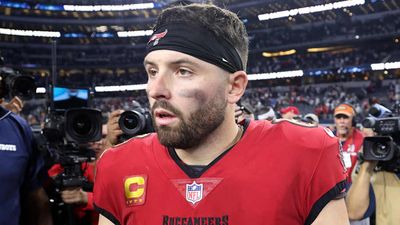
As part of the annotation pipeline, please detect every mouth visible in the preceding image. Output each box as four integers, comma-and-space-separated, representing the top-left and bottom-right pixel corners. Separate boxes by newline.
154, 109, 178, 126
155, 109, 175, 118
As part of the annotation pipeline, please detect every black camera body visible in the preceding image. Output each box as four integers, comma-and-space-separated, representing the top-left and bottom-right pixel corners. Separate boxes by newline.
118, 108, 154, 143
43, 108, 102, 187
43, 108, 103, 144
42, 85, 103, 193
362, 104, 400, 172
0, 66, 36, 100
363, 136, 400, 161
362, 117, 400, 135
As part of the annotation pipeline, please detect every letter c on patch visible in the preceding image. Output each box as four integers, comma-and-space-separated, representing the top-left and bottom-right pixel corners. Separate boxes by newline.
125, 176, 145, 198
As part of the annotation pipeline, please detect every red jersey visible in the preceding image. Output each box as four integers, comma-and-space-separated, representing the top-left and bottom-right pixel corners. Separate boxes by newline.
340, 128, 364, 182
94, 120, 346, 225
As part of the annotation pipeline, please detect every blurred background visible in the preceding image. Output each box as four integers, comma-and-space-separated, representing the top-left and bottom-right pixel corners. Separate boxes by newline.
1, 0, 399, 124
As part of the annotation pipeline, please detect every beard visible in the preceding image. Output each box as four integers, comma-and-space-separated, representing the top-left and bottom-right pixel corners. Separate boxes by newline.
337, 126, 350, 136
151, 94, 227, 149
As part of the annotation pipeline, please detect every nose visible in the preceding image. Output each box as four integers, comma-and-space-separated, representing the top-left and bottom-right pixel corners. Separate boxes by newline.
147, 71, 171, 101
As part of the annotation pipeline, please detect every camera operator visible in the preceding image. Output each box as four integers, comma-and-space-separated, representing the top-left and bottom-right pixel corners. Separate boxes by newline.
346, 104, 400, 225
47, 120, 107, 225
0, 62, 52, 225
48, 152, 98, 225
102, 109, 124, 150
102, 100, 154, 150
333, 103, 364, 182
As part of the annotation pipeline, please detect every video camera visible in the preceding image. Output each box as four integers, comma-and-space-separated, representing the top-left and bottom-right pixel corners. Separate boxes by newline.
362, 104, 400, 173
0, 56, 36, 100
42, 86, 102, 189
118, 102, 154, 143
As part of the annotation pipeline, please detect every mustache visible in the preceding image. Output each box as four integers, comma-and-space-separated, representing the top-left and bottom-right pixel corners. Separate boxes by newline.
151, 100, 182, 118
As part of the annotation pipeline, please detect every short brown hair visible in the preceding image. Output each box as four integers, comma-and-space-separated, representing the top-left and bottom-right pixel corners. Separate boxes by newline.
154, 3, 249, 70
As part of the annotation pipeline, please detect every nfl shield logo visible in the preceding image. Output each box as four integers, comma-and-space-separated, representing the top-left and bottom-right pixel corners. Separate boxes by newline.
186, 181, 203, 205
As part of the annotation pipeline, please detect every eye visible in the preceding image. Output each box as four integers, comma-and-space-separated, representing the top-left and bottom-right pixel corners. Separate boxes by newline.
178, 68, 193, 76
147, 68, 158, 77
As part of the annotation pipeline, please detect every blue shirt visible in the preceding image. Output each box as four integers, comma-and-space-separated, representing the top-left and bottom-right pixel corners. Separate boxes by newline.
0, 106, 44, 225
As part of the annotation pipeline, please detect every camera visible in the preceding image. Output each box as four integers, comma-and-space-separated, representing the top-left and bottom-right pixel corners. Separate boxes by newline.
362, 104, 400, 172
362, 117, 400, 135
42, 86, 103, 191
0, 58, 36, 100
44, 86, 102, 144
363, 136, 399, 161
43, 108, 103, 144
118, 108, 154, 142
43, 108, 102, 188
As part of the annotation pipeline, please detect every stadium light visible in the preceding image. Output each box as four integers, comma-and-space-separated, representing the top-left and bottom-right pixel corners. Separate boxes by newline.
371, 61, 400, 70
63, 3, 154, 12
95, 84, 147, 92
258, 0, 365, 21
0, 28, 61, 37
262, 49, 296, 57
117, 30, 153, 37
307, 47, 339, 53
36, 87, 47, 94
37, 84, 147, 94
247, 70, 304, 80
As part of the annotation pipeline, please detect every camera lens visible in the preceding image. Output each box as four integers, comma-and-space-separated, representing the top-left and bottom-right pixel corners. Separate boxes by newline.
123, 113, 139, 130
372, 142, 390, 159
362, 117, 376, 128
72, 114, 92, 135
11, 76, 36, 100
118, 110, 145, 136
65, 109, 102, 143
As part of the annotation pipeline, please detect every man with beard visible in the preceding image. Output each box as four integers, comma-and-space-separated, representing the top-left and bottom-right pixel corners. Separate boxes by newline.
333, 103, 364, 182
94, 3, 349, 225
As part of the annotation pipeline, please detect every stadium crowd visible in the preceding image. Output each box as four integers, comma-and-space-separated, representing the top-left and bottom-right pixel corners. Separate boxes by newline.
20, 79, 399, 126
250, 13, 400, 49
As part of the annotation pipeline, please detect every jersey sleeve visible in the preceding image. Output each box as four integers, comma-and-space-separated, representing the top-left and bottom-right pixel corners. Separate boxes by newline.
21, 118, 45, 192
93, 152, 122, 225
303, 132, 348, 225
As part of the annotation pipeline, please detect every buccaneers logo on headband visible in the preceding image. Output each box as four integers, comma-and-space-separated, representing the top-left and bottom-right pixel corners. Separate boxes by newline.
148, 29, 168, 46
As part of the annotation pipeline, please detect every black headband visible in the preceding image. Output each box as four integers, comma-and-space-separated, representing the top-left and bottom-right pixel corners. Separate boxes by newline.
145, 23, 244, 73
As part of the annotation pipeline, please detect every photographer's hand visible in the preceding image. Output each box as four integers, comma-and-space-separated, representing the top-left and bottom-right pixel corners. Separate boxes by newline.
60, 187, 88, 205
103, 110, 124, 149
346, 160, 377, 220
2, 96, 24, 114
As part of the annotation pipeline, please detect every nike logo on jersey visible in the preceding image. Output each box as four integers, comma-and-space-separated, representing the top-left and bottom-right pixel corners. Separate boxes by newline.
0, 144, 16, 151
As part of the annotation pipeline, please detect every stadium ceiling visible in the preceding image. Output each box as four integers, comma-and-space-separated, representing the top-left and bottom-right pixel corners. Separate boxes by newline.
0, 0, 399, 82
0, 0, 398, 44
1, 0, 399, 23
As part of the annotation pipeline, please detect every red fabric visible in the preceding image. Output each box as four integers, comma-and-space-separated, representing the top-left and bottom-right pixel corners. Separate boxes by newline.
94, 120, 346, 225
48, 162, 98, 225
341, 128, 364, 182
48, 164, 63, 178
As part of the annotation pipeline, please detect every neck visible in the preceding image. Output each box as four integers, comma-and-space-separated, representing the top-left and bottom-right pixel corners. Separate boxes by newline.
175, 119, 242, 166
338, 128, 353, 142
